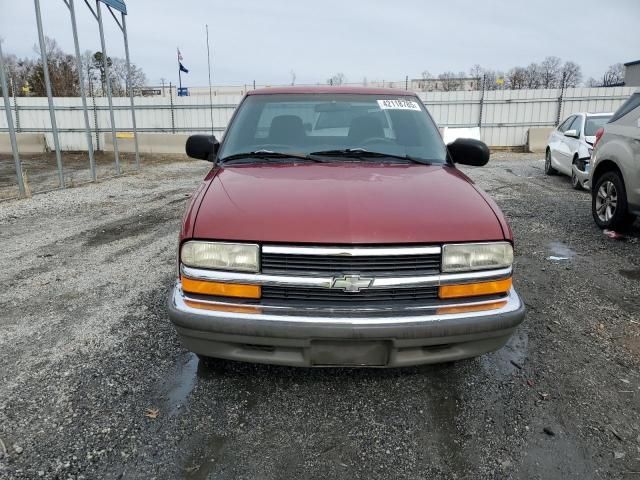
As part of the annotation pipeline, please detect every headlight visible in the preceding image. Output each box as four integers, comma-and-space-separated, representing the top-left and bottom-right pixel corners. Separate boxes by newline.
442, 242, 513, 273
181, 241, 259, 272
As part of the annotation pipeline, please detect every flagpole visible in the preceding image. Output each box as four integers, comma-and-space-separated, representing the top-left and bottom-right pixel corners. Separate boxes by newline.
206, 24, 214, 136
178, 50, 182, 93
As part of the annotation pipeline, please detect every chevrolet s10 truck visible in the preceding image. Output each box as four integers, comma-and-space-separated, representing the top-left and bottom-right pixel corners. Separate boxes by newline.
168, 86, 525, 367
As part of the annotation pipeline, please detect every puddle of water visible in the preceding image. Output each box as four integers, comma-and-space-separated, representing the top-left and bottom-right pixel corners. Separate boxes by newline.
620, 269, 640, 281
184, 434, 226, 480
480, 329, 529, 379
547, 241, 577, 260
165, 353, 199, 417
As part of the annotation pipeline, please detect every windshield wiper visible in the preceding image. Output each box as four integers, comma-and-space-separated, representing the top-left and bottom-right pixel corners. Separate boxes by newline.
219, 150, 324, 164
309, 148, 432, 165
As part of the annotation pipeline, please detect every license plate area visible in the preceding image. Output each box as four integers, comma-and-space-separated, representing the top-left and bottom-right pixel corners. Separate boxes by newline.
309, 340, 390, 366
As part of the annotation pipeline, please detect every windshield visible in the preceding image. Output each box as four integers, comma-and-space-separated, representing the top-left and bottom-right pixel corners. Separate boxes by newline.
218, 94, 447, 163
584, 116, 612, 136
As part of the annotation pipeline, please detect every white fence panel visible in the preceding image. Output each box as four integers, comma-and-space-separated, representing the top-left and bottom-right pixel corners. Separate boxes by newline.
1, 88, 637, 149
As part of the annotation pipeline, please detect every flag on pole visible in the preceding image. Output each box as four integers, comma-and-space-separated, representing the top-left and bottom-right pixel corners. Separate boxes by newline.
177, 48, 189, 73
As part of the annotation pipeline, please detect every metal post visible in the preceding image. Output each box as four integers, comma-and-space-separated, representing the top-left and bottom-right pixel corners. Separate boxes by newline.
405, 75, 408, 90
68, 0, 97, 181
555, 72, 567, 126
206, 24, 215, 136
0, 40, 26, 197
253, 79, 256, 90
169, 82, 175, 133
96, 0, 120, 174
121, 13, 140, 169
34, 0, 65, 188
10, 76, 20, 132
89, 75, 100, 150
478, 74, 485, 128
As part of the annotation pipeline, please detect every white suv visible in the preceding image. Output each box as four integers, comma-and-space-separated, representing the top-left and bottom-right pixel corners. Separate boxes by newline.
545, 112, 612, 189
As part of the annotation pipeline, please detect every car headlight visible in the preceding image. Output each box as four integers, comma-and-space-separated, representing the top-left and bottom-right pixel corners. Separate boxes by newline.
181, 241, 259, 272
442, 242, 513, 273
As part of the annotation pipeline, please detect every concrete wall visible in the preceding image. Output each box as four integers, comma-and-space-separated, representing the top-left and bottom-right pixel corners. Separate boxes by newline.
102, 133, 190, 155
527, 127, 554, 153
0, 133, 46, 154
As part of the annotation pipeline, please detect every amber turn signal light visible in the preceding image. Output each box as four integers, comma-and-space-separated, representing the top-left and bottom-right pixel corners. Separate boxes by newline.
181, 275, 261, 299
184, 299, 262, 314
438, 278, 512, 299
437, 300, 508, 315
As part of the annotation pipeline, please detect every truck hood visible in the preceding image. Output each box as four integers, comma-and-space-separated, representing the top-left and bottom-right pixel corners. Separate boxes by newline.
193, 163, 506, 244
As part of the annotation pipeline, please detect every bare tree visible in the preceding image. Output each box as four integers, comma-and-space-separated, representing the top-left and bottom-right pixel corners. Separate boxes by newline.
523, 63, 542, 89
5, 39, 149, 97
481, 70, 504, 91
506, 67, 527, 89
539, 56, 562, 88
2, 54, 35, 96
561, 61, 582, 88
585, 77, 601, 87
327, 72, 346, 86
469, 64, 483, 80
602, 63, 624, 86
421, 70, 432, 79
30, 36, 78, 96
437, 72, 461, 91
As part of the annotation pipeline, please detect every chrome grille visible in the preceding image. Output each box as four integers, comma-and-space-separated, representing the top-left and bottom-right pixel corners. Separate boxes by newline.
261, 246, 441, 277
261, 286, 439, 305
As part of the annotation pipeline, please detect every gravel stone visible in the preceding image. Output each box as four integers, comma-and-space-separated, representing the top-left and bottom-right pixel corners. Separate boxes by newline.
0, 153, 638, 479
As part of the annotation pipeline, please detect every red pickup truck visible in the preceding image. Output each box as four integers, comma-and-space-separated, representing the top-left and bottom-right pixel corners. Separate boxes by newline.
168, 86, 525, 367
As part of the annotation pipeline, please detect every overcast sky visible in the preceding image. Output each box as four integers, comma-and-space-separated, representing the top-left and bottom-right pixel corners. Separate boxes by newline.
1, 0, 639, 87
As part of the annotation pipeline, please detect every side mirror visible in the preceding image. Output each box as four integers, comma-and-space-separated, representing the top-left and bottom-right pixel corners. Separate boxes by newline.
564, 129, 579, 139
447, 138, 490, 166
186, 134, 219, 161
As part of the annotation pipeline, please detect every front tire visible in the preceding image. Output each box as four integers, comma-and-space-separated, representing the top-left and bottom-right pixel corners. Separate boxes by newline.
571, 161, 582, 190
545, 149, 557, 176
592, 171, 635, 230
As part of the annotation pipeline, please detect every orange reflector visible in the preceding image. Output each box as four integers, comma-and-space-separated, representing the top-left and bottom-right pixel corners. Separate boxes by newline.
184, 299, 262, 314
437, 300, 507, 315
181, 275, 261, 299
439, 278, 512, 299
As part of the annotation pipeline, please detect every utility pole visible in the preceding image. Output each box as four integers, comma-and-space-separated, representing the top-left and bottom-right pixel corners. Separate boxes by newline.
160, 77, 166, 96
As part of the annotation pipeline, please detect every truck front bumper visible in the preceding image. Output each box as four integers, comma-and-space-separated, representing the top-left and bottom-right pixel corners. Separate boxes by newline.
168, 283, 526, 368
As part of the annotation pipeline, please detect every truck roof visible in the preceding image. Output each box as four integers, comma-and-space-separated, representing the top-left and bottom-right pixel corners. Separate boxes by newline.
246, 86, 417, 96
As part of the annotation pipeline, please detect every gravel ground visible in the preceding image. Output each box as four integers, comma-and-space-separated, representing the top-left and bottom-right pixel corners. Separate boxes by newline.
1, 152, 162, 200
0, 153, 639, 480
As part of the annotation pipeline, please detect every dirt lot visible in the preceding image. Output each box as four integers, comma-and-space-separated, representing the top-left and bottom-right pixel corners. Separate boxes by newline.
0, 153, 639, 480
0, 152, 158, 201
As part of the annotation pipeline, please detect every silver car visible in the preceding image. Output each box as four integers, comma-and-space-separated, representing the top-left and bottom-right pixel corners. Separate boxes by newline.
545, 112, 612, 189
590, 92, 640, 229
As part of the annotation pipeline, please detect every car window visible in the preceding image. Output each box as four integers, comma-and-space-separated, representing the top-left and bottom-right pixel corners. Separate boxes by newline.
584, 116, 612, 136
609, 93, 640, 123
219, 94, 447, 163
315, 107, 389, 130
568, 115, 582, 134
558, 116, 574, 133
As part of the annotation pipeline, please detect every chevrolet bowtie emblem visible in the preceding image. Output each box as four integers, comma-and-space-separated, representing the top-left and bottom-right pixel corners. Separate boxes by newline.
331, 274, 374, 293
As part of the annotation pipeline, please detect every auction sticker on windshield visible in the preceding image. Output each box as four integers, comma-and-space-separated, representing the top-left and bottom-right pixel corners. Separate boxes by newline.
377, 99, 421, 111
